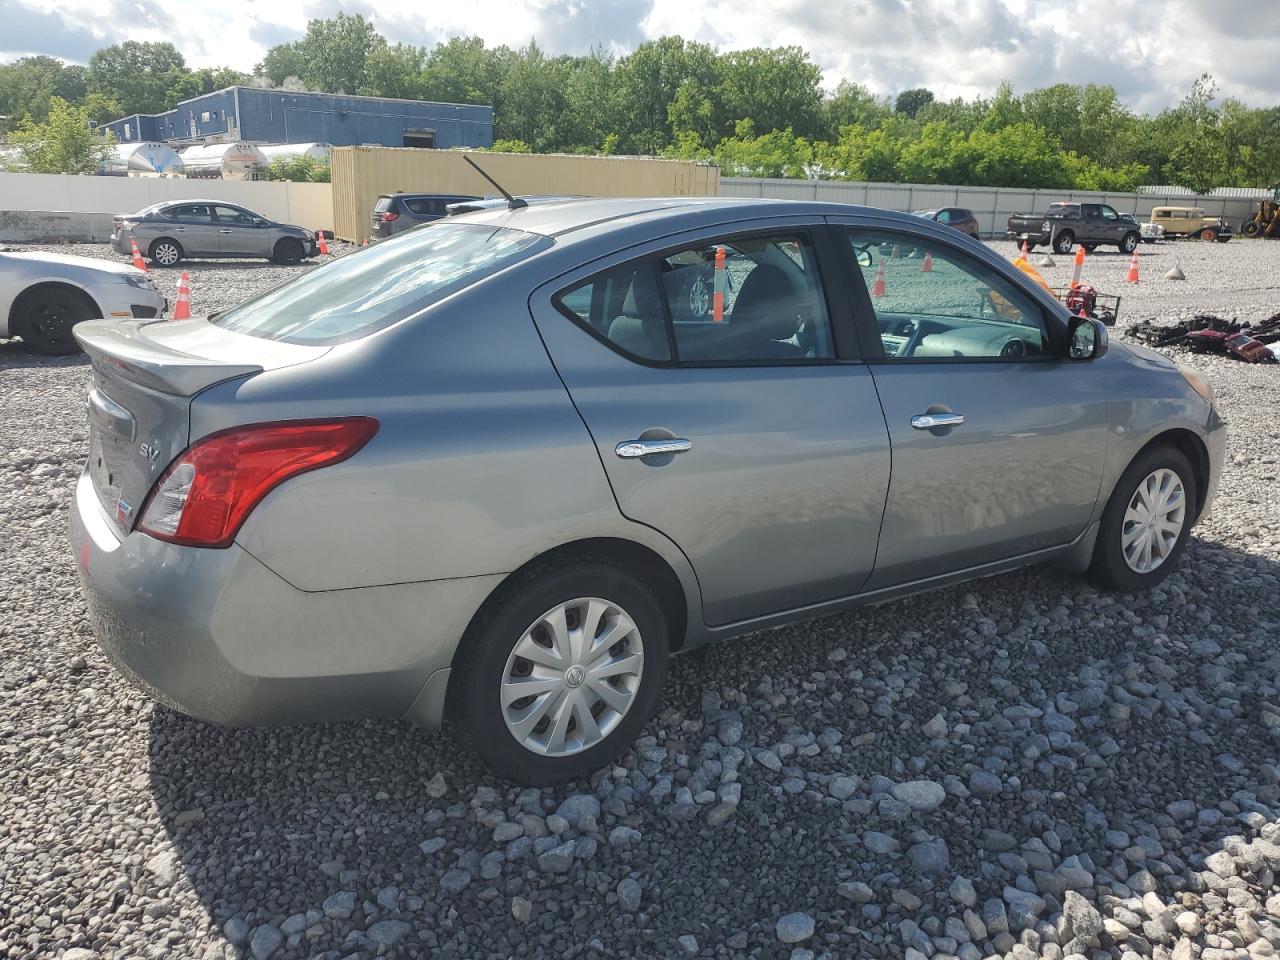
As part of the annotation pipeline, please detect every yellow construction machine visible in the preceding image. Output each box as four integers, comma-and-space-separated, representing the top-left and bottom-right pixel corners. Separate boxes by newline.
1242, 183, 1280, 238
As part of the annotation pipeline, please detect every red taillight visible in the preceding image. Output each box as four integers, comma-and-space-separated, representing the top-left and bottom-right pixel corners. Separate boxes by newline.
137, 418, 378, 548
378, 211, 399, 222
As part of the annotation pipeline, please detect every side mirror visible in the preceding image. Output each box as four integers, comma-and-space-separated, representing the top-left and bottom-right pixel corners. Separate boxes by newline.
1067, 315, 1108, 360
855, 246, 874, 269
254, 218, 269, 227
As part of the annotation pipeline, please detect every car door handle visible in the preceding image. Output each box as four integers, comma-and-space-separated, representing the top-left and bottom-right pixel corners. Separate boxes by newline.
911, 413, 965, 430
218, 229, 233, 234
174, 227, 185, 232
615, 438, 692, 459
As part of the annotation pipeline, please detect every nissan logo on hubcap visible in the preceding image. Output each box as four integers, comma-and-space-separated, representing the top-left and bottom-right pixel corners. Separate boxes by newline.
564, 665, 585, 688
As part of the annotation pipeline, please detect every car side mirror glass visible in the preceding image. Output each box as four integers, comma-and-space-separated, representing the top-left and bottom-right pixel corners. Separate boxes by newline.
855, 246, 874, 269
1068, 316, 1108, 360
254, 218, 268, 227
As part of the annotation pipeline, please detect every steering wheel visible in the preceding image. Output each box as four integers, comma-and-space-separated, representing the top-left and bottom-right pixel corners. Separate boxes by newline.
999, 338, 1027, 359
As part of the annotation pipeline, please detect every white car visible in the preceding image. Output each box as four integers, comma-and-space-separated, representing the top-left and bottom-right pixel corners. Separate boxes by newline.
0, 249, 166, 355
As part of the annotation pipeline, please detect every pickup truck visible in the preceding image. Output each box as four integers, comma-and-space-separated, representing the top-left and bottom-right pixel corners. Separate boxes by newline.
1006, 202, 1142, 255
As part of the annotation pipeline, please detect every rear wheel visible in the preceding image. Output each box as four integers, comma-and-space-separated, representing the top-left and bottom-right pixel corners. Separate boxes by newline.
149, 238, 183, 267
1053, 230, 1075, 254
1089, 445, 1196, 593
13, 286, 95, 355
273, 238, 304, 265
450, 558, 670, 785
1198, 228, 1218, 242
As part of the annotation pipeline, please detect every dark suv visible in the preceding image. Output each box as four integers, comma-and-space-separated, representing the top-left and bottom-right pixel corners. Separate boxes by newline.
370, 193, 481, 240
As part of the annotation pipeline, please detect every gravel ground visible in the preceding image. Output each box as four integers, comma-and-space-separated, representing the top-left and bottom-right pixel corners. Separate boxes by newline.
1, 239, 1279, 960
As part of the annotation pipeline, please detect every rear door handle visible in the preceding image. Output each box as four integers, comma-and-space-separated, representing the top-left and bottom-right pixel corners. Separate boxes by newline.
615, 438, 692, 459
218, 229, 233, 234
911, 413, 965, 430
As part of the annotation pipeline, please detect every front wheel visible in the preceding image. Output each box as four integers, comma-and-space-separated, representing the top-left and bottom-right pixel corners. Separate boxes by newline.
1119, 232, 1140, 254
13, 287, 95, 355
451, 559, 670, 785
1089, 445, 1197, 593
273, 238, 304, 265
1053, 230, 1075, 254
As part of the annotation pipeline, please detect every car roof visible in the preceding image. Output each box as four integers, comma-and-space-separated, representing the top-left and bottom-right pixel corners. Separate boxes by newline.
443, 196, 942, 240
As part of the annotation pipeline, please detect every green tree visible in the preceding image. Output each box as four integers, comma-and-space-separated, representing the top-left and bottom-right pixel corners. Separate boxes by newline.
823, 82, 891, 137
966, 122, 1070, 188
420, 36, 508, 107
716, 46, 824, 141
295, 12, 387, 94
255, 42, 309, 87
612, 37, 718, 154
88, 41, 190, 116
706, 119, 812, 178
4, 97, 116, 174
897, 121, 970, 183
894, 87, 935, 119
263, 155, 330, 182
495, 42, 568, 150
196, 67, 252, 94
0, 56, 74, 123
1160, 75, 1227, 193
360, 44, 426, 99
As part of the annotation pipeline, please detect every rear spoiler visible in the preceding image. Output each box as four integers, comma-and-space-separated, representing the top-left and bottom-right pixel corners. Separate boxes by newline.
74, 319, 263, 396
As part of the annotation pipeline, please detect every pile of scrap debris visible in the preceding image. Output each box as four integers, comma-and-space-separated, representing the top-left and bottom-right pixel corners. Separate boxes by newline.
1128, 313, 1280, 363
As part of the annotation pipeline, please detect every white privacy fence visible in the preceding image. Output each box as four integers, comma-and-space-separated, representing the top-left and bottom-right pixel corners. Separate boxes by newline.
719, 177, 1268, 238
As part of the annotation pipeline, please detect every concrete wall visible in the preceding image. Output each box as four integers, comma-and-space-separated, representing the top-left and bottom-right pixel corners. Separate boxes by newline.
0, 172, 334, 242
331, 147, 720, 241
719, 177, 1263, 238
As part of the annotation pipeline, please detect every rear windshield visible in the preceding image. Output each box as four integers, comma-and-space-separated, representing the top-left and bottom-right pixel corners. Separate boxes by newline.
212, 223, 550, 345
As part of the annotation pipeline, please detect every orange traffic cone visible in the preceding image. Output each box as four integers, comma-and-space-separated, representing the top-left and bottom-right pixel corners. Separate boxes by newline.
129, 238, 147, 272
872, 263, 886, 298
921, 251, 933, 273
1020, 238, 1029, 259
1070, 245, 1086, 288
171, 271, 191, 321
362, 238, 368, 247
316, 230, 330, 256
1125, 248, 1140, 283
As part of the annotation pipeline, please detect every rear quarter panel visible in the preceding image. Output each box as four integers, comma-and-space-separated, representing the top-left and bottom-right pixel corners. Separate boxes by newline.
194, 271, 697, 601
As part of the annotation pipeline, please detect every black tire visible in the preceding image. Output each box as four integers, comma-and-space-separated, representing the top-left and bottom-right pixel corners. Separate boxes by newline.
450, 558, 670, 785
1081, 243, 1097, 253
149, 238, 183, 268
1216, 233, 1232, 243
12, 286, 96, 355
273, 238, 304, 265
1088, 444, 1197, 593
1013, 240, 1036, 253
1242, 221, 1262, 238
1053, 230, 1075, 254
1119, 232, 1140, 254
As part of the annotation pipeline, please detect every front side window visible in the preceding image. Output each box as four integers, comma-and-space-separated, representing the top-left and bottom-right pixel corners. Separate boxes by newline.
555, 232, 835, 364
213, 223, 550, 345
847, 230, 1049, 361
213, 205, 254, 225
1099, 205, 1119, 221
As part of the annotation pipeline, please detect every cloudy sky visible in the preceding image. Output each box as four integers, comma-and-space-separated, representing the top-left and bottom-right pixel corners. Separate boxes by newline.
3, 0, 1279, 113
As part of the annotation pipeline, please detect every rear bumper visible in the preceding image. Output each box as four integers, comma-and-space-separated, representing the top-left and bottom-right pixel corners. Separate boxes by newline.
70, 471, 500, 728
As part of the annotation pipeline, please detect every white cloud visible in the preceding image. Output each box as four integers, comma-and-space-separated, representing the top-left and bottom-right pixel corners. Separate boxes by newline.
3, 0, 1278, 111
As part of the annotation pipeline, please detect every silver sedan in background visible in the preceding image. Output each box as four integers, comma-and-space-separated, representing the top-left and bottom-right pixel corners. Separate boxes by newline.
71, 198, 1224, 785
111, 200, 317, 267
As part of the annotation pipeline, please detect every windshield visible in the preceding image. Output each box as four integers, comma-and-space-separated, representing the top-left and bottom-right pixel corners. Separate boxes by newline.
212, 223, 551, 345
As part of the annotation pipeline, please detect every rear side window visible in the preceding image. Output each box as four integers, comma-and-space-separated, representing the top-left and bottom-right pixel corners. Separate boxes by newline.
403, 198, 437, 215
374, 197, 395, 213
213, 223, 551, 345
555, 232, 835, 364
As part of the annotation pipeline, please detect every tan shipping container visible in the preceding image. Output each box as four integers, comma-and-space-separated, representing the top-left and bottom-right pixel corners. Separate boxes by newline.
331, 147, 719, 242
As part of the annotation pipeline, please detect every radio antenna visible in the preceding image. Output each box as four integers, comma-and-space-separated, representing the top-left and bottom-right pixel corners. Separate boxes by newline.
463, 156, 527, 210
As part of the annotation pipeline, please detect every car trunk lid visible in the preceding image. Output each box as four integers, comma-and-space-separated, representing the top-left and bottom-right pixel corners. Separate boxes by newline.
74, 318, 330, 537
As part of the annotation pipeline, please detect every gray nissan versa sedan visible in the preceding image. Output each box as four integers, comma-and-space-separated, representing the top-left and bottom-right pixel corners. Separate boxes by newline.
70, 198, 1225, 784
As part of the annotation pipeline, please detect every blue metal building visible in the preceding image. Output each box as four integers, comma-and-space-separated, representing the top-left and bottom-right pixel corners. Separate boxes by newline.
100, 86, 493, 150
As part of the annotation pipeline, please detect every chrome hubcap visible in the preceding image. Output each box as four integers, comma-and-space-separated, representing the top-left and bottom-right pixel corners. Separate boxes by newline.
501, 597, 644, 757
1122, 468, 1186, 574
688, 275, 710, 317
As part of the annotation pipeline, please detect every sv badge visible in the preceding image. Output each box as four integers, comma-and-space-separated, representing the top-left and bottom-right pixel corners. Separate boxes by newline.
139, 439, 162, 465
